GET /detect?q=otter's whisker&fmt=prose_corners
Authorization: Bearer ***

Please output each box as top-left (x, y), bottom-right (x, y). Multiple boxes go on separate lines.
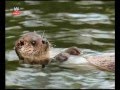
top-left (42, 30), bottom-right (45, 38)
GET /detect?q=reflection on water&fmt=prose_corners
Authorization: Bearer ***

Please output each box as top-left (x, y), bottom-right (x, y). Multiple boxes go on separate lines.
top-left (5, 1), bottom-right (115, 89)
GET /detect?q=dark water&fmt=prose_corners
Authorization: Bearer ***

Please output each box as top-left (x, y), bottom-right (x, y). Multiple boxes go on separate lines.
top-left (5, 1), bottom-right (115, 89)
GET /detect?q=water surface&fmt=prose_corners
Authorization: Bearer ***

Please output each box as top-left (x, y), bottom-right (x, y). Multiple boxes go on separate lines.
top-left (5, 1), bottom-right (115, 89)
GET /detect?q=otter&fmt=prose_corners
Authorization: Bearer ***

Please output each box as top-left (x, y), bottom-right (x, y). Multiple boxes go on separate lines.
top-left (15, 32), bottom-right (50, 68)
top-left (15, 32), bottom-right (115, 72)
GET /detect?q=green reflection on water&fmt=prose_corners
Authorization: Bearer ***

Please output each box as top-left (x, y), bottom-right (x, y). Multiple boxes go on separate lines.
top-left (6, 1), bottom-right (115, 89)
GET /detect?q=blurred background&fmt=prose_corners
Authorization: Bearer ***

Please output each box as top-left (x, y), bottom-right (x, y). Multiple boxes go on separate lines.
top-left (5, 1), bottom-right (115, 89)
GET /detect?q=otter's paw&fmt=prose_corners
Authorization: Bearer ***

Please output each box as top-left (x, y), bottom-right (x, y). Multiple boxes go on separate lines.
top-left (54, 52), bottom-right (70, 62)
top-left (65, 46), bottom-right (80, 55)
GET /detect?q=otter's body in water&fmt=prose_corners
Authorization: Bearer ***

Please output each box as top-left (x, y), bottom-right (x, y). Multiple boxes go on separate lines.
top-left (15, 32), bottom-right (115, 72)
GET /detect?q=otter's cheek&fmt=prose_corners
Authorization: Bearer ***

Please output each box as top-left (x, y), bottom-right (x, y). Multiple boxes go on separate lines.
top-left (44, 44), bottom-right (49, 51)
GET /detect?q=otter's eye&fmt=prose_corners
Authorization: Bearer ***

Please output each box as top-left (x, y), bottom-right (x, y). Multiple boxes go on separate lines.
top-left (42, 40), bottom-right (47, 44)
top-left (31, 41), bottom-right (36, 46)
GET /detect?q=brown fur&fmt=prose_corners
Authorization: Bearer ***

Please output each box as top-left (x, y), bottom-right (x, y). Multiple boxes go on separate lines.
top-left (86, 55), bottom-right (115, 72)
top-left (15, 32), bottom-right (50, 66)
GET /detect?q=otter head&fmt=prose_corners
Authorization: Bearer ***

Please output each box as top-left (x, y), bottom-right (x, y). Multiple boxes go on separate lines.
top-left (15, 32), bottom-right (50, 66)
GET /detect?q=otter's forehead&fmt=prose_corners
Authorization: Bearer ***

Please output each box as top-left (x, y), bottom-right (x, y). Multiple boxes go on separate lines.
top-left (21, 32), bottom-right (42, 41)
